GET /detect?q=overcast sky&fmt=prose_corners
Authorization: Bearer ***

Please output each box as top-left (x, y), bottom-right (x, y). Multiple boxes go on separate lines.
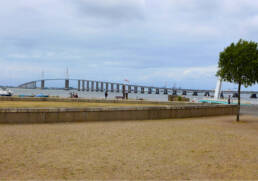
top-left (1, 0), bottom-right (258, 90)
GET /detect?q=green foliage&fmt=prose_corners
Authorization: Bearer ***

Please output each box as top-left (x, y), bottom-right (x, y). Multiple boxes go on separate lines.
top-left (217, 39), bottom-right (258, 87)
top-left (217, 39), bottom-right (258, 121)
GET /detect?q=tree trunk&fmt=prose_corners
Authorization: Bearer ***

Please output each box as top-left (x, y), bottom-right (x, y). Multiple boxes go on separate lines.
top-left (236, 83), bottom-right (241, 122)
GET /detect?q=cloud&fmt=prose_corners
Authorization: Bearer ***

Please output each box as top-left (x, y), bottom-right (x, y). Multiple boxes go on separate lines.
top-left (135, 65), bottom-right (218, 86)
top-left (0, 0), bottom-right (258, 90)
top-left (71, 0), bottom-right (145, 23)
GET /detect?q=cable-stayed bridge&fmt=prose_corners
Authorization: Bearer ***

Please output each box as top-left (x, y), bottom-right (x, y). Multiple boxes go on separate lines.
top-left (18, 78), bottom-right (258, 96)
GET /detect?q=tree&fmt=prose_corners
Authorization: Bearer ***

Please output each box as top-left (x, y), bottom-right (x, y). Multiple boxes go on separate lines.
top-left (216, 39), bottom-right (258, 122)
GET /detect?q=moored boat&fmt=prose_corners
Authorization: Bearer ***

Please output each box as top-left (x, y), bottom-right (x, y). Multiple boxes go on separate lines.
top-left (35, 94), bottom-right (49, 97)
top-left (0, 88), bottom-right (13, 96)
top-left (19, 95), bottom-right (35, 97)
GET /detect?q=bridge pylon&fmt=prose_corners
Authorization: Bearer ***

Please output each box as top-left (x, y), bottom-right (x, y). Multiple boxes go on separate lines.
top-left (65, 79), bottom-right (69, 90)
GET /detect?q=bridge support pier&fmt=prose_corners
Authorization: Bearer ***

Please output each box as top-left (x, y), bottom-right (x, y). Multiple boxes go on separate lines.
top-left (204, 91), bottom-right (210, 96)
top-left (33, 81), bottom-right (37, 89)
top-left (173, 90), bottom-right (177, 96)
top-left (141, 87), bottom-right (144, 94)
top-left (128, 85), bottom-right (131, 93)
top-left (96, 82), bottom-right (99, 92)
top-left (192, 92), bottom-right (198, 96)
top-left (41, 80), bottom-right (45, 89)
top-left (86, 81), bottom-right (90, 91)
top-left (233, 93), bottom-right (238, 98)
top-left (148, 88), bottom-right (152, 94)
top-left (250, 94), bottom-right (257, 98)
top-left (116, 84), bottom-right (120, 93)
top-left (182, 90), bottom-right (187, 95)
top-left (156, 88), bottom-right (159, 94)
top-left (134, 86), bottom-right (138, 93)
top-left (91, 81), bottom-right (94, 92)
top-left (164, 89), bottom-right (168, 95)
top-left (105, 83), bottom-right (109, 91)
top-left (122, 85), bottom-right (126, 98)
top-left (78, 80), bottom-right (81, 91)
top-left (111, 83), bottom-right (114, 92)
top-left (100, 82), bottom-right (104, 92)
top-left (220, 92), bottom-right (224, 98)
top-left (65, 79), bottom-right (69, 90)
top-left (82, 80), bottom-right (85, 91)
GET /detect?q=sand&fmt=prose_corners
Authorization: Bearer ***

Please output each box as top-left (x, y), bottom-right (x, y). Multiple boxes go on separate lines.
top-left (0, 115), bottom-right (257, 180)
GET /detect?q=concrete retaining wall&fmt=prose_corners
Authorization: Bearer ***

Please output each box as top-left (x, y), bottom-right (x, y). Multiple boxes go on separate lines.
top-left (0, 97), bottom-right (195, 106)
top-left (0, 105), bottom-right (237, 124)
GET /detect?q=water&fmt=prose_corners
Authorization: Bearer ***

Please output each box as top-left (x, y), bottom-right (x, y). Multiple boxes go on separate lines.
top-left (8, 88), bottom-right (258, 105)
top-left (10, 88), bottom-right (169, 101)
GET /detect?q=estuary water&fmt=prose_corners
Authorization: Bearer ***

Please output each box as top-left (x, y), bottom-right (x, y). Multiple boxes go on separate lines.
top-left (8, 88), bottom-right (258, 105)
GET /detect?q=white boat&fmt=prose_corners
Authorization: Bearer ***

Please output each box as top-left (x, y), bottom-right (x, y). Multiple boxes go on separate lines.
top-left (0, 88), bottom-right (13, 96)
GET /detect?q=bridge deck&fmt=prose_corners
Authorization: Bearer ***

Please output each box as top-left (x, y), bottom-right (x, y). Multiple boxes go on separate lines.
top-left (18, 79), bottom-right (258, 94)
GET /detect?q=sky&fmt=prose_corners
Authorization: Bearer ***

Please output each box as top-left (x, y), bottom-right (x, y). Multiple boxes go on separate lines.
top-left (0, 0), bottom-right (258, 90)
